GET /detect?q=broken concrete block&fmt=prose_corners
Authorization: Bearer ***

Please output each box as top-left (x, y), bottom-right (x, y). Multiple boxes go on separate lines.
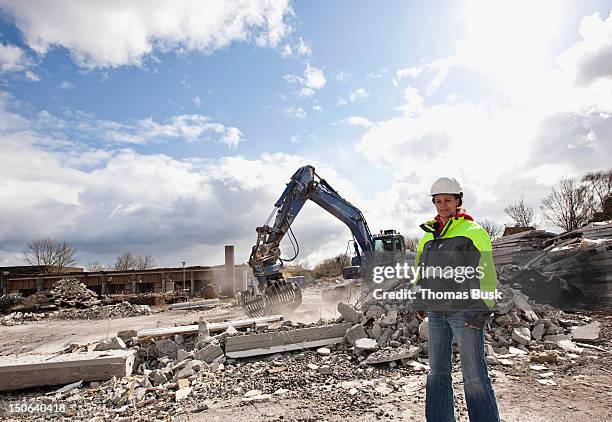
top-left (194, 341), bottom-right (223, 363)
top-left (378, 327), bottom-right (394, 347)
top-left (174, 359), bottom-right (206, 378)
top-left (366, 304), bottom-right (386, 320)
top-left (155, 339), bottom-right (179, 359)
top-left (177, 348), bottom-right (192, 361)
top-left (557, 340), bottom-right (583, 354)
top-left (364, 345), bottom-right (419, 364)
top-left (513, 295), bottom-right (538, 321)
top-left (345, 324), bottom-right (368, 346)
top-left (355, 338), bottom-right (378, 352)
top-left (197, 316), bottom-right (210, 348)
top-left (116, 330), bottom-right (137, 341)
top-left (571, 321), bottom-right (601, 342)
top-left (94, 337), bottom-right (126, 351)
top-left (338, 302), bottom-right (362, 324)
top-left (371, 323), bottom-right (383, 341)
top-left (243, 389), bottom-right (263, 398)
top-left (150, 369), bottom-right (167, 386)
top-left (508, 346), bottom-right (527, 355)
top-left (175, 386), bottom-right (192, 401)
top-left (225, 325), bottom-right (239, 336)
top-left (317, 347), bottom-right (331, 356)
top-left (381, 307), bottom-right (398, 327)
top-left (177, 378), bottom-right (189, 390)
top-left (531, 323), bottom-right (545, 341)
top-left (511, 327), bottom-right (531, 346)
top-left (542, 334), bottom-right (571, 343)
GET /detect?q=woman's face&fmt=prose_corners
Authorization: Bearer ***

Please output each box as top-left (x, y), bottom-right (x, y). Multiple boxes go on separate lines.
top-left (433, 194), bottom-right (459, 219)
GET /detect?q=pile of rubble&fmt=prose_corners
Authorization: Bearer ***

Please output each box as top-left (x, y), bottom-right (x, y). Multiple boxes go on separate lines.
top-left (1, 286), bottom-right (607, 421)
top-left (337, 283), bottom-right (601, 366)
top-left (0, 311), bottom-right (47, 326)
top-left (492, 230), bottom-right (556, 266)
top-left (50, 301), bottom-right (152, 320)
top-left (7, 278), bottom-right (101, 313)
top-left (496, 220), bottom-right (612, 310)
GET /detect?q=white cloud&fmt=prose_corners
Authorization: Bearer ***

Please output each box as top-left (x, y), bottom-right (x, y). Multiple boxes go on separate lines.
top-left (0, 98), bottom-right (363, 267)
top-left (344, 116), bottom-right (373, 128)
top-left (0, 0), bottom-right (294, 68)
top-left (335, 71), bottom-right (351, 82)
top-left (0, 42), bottom-right (29, 72)
top-left (296, 37), bottom-right (312, 56)
top-left (284, 106), bottom-right (306, 118)
top-left (312, 105), bottom-right (322, 111)
top-left (336, 97), bottom-right (348, 106)
top-left (104, 114), bottom-right (243, 148)
top-left (367, 68), bottom-right (387, 79)
top-left (285, 64), bottom-right (326, 97)
top-left (58, 80), bottom-right (76, 90)
top-left (558, 11), bottom-right (612, 86)
top-left (193, 95), bottom-right (202, 107)
top-left (354, 9), bottom-right (612, 234)
top-left (392, 66), bottom-right (422, 86)
top-left (280, 37), bottom-right (311, 58)
top-left (396, 86), bottom-right (424, 116)
top-left (349, 88), bottom-right (369, 103)
top-left (24, 70), bottom-right (39, 81)
top-left (290, 134), bottom-right (300, 143)
top-left (280, 43), bottom-right (292, 57)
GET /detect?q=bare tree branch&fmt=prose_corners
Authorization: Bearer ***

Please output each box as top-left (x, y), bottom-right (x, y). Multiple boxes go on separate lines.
top-left (478, 220), bottom-right (502, 240)
top-left (504, 199), bottom-right (535, 227)
top-left (114, 252), bottom-right (156, 271)
top-left (87, 261), bottom-right (107, 272)
top-left (541, 177), bottom-right (592, 231)
top-left (23, 238), bottom-right (77, 274)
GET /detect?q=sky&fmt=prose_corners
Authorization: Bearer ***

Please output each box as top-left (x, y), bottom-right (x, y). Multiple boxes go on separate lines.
top-left (0, 0), bottom-right (611, 269)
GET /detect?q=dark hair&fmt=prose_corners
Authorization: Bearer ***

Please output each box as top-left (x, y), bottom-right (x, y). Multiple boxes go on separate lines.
top-left (432, 193), bottom-right (463, 207)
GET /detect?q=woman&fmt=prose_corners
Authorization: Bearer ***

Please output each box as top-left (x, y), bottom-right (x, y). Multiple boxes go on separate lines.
top-left (413, 177), bottom-right (500, 422)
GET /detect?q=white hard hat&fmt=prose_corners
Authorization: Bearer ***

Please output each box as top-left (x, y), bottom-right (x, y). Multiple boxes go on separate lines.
top-left (430, 177), bottom-right (462, 196)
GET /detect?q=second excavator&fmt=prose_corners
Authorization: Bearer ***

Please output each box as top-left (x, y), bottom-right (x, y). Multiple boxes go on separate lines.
top-left (238, 165), bottom-right (408, 317)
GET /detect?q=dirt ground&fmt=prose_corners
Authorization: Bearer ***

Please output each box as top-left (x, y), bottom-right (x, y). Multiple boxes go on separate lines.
top-left (1, 286), bottom-right (611, 421)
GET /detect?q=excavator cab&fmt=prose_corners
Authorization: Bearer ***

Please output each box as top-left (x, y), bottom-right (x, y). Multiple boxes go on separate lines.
top-left (343, 230), bottom-right (406, 279)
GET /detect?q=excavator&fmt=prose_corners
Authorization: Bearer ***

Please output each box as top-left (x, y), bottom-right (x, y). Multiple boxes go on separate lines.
top-left (238, 165), bottom-right (407, 317)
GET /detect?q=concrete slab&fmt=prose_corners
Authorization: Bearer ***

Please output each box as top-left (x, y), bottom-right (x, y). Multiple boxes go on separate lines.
top-left (0, 350), bottom-right (135, 391)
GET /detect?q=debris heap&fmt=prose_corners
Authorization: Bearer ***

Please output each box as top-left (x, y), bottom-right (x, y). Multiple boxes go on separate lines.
top-left (497, 220), bottom-right (612, 310)
top-left (8, 278), bottom-right (101, 313)
top-left (492, 230), bottom-right (556, 266)
top-left (50, 301), bottom-right (151, 320)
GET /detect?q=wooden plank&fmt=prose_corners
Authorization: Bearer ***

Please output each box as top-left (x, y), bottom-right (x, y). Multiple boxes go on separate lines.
top-left (0, 350), bottom-right (135, 391)
top-left (225, 323), bottom-right (352, 356)
top-left (136, 315), bottom-right (283, 339)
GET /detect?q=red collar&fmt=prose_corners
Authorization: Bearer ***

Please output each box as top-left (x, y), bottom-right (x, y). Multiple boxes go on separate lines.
top-left (434, 212), bottom-right (474, 233)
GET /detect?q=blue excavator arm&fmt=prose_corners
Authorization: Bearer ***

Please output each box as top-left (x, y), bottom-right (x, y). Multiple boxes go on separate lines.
top-left (240, 165), bottom-right (375, 317)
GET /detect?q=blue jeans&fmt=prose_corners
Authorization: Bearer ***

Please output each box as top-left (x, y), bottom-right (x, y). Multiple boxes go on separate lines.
top-left (426, 311), bottom-right (500, 422)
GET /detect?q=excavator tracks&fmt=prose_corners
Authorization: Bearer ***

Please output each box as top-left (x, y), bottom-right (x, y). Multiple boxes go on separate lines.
top-left (238, 278), bottom-right (302, 318)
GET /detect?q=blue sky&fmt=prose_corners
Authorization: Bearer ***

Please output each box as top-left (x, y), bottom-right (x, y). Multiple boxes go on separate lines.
top-left (0, 0), bottom-right (611, 268)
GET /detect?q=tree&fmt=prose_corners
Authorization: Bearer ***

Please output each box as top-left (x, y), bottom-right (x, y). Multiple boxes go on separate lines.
top-left (312, 254), bottom-right (351, 279)
top-left (113, 252), bottom-right (155, 271)
top-left (581, 169), bottom-right (612, 214)
top-left (478, 220), bottom-right (502, 240)
top-left (541, 177), bottom-right (591, 231)
top-left (23, 238), bottom-right (78, 274)
top-left (404, 236), bottom-right (420, 252)
top-left (504, 199), bottom-right (535, 227)
top-left (87, 261), bottom-right (107, 272)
